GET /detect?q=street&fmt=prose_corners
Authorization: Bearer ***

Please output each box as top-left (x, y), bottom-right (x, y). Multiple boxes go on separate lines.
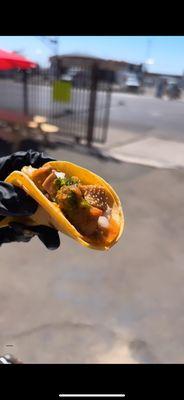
top-left (1, 80), bottom-right (184, 144)
top-left (108, 92), bottom-right (184, 143)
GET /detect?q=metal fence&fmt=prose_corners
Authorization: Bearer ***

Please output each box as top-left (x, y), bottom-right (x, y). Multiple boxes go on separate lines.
top-left (0, 65), bottom-right (112, 145)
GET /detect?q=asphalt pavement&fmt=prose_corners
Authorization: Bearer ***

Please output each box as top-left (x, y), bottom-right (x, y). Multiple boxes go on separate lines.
top-left (108, 92), bottom-right (184, 142)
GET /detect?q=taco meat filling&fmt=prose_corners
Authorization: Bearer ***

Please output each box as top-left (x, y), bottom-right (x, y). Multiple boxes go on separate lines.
top-left (31, 165), bottom-right (117, 242)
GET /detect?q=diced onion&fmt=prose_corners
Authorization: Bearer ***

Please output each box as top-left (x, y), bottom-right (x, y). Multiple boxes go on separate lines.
top-left (98, 216), bottom-right (109, 230)
top-left (54, 171), bottom-right (66, 179)
top-left (104, 206), bottom-right (111, 218)
top-left (22, 165), bottom-right (37, 176)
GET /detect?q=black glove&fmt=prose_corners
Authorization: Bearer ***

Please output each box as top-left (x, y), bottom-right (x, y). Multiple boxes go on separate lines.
top-left (0, 223), bottom-right (60, 250)
top-left (0, 149), bottom-right (60, 250)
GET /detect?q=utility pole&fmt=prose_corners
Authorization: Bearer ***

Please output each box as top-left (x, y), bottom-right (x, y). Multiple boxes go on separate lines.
top-left (35, 36), bottom-right (59, 56)
top-left (146, 38), bottom-right (152, 61)
top-left (35, 36), bottom-right (60, 72)
top-left (35, 36), bottom-right (60, 76)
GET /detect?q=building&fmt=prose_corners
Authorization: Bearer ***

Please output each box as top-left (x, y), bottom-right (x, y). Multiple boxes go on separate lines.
top-left (49, 54), bottom-right (144, 84)
top-left (144, 71), bottom-right (183, 88)
top-left (49, 54), bottom-right (183, 91)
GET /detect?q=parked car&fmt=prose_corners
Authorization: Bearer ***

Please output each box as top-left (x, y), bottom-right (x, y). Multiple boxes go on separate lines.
top-left (167, 81), bottom-right (181, 100)
top-left (125, 73), bottom-right (141, 93)
top-left (61, 74), bottom-right (72, 82)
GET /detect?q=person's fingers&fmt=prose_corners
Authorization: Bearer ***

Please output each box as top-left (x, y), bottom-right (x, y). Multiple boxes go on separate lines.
top-left (0, 226), bottom-right (17, 245)
top-left (24, 149), bottom-right (55, 169)
top-left (0, 182), bottom-right (38, 218)
top-left (10, 222), bottom-right (60, 250)
top-left (0, 225), bottom-right (33, 246)
top-left (30, 225), bottom-right (60, 250)
top-left (0, 150), bottom-right (55, 180)
top-left (0, 150), bottom-right (54, 219)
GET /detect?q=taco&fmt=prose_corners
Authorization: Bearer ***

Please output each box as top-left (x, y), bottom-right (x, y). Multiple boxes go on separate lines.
top-left (0, 161), bottom-right (124, 250)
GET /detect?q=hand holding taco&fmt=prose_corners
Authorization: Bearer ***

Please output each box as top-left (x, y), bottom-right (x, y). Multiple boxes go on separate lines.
top-left (0, 151), bottom-right (124, 251)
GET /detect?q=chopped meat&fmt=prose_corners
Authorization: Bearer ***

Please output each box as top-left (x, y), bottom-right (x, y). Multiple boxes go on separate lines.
top-left (32, 166), bottom-right (53, 191)
top-left (67, 208), bottom-right (99, 236)
top-left (42, 172), bottom-right (57, 198)
top-left (69, 186), bottom-right (82, 199)
top-left (31, 165), bottom-right (113, 239)
top-left (56, 185), bottom-right (82, 208)
top-left (55, 185), bottom-right (82, 211)
top-left (55, 190), bottom-right (68, 210)
top-left (89, 207), bottom-right (103, 217)
top-left (56, 185), bottom-right (102, 236)
top-left (79, 184), bottom-right (111, 211)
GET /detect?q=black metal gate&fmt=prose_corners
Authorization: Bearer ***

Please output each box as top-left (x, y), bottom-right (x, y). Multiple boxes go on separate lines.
top-left (27, 62), bottom-right (112, 145)
top-left (0, 58), bottom-right (114, 145)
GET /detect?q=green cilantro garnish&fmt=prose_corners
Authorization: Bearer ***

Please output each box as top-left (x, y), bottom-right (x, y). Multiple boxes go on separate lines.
top-left (80, 199), bottom-right (90, 208)
top-left (67, 191), bottom-right (78, 207)
top-left (55, 178), bottom-right (65, 190)
top-left (55, 176), bottom-right (80, 190)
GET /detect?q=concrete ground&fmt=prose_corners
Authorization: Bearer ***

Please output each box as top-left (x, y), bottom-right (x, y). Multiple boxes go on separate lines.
top-left (101, 136), bottom-right (184, 169)
top-left (97, 93), bottom-right (184, 169)
top-left (107, 92), bottom-right (184, 143)
top-left (0, 145), bottom-right (183, 363)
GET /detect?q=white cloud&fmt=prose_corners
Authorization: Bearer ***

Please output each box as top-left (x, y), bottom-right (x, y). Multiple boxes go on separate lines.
top-left (146, 58), bottom-right (155, 65)
top-left (35, 48), bottom-right (43, 55)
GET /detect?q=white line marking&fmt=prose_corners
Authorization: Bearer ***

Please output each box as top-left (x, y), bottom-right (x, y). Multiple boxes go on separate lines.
top-left (59, 395), bottom-right (125, 398)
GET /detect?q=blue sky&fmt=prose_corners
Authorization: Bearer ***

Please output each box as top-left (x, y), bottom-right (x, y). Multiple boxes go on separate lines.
top-left (0, 36), bottom-right (184, 75)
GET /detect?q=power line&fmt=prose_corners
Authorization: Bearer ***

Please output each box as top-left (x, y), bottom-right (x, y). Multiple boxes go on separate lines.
top-left (35, 36), bottom-right (59, 56)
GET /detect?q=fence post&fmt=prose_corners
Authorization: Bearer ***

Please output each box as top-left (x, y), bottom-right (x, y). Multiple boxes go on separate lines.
top-left (87, 62), bottom-right (98, 146)
top-left (102, 83), bottom-right (112, 142)
top-left (22, 70), bottom-right (28, 115)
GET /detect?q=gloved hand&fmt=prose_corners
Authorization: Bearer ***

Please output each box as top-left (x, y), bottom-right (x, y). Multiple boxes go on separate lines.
top-left (0, 149), bottom-right (60, 250)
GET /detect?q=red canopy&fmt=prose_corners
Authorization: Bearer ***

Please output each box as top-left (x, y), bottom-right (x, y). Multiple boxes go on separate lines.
top-left (0, 49), bottom-right (37, 70)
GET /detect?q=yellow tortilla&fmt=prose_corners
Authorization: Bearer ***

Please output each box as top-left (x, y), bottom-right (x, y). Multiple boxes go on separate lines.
top-left (0, 161), bottom-right (124, 250)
